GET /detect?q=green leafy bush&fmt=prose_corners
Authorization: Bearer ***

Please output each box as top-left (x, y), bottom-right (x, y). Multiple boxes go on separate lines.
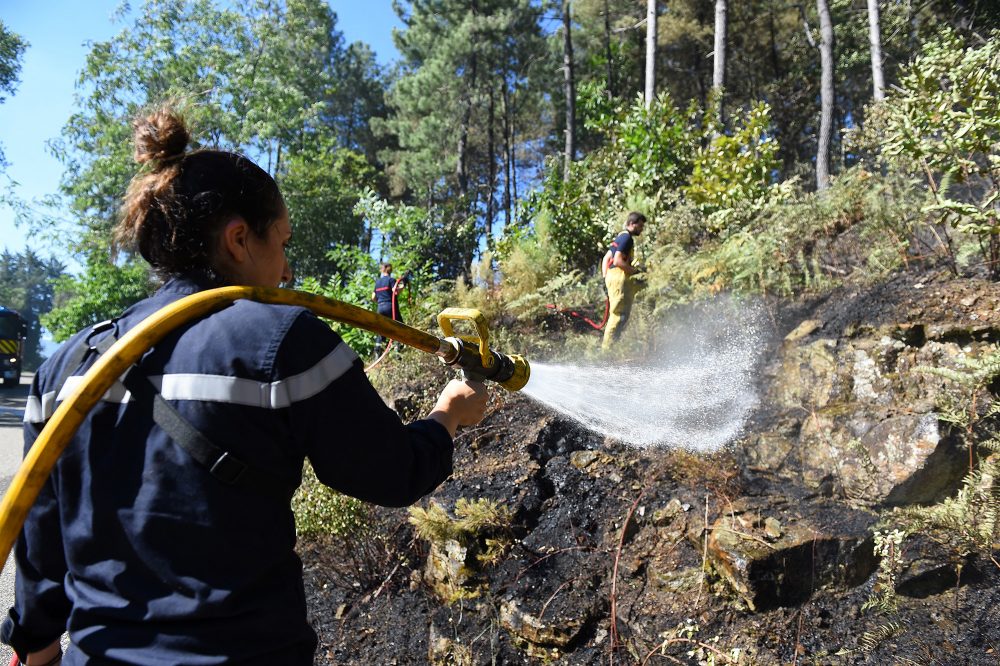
top-left (687, 102), bottom-right (789, 234)
top-left (293, 462), bottom-right (405, 594)
top-left (297, 246), bottom-right (379, 357)
top-left (282, 145), bottom-right (374, 280)
top-left (524, 91), bottom-right (695, 272)
top-left (43, 258), bottom-right (153, 341)
top-left (354, 189), bottom-right (476, 281)
top-left (872, 30), bottom-right (1000, 276)
top-left (293, 461), bottom-right (370, 537)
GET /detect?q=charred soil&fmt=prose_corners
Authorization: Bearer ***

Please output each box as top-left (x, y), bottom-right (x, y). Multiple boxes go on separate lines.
top-left (299, 268), bottom-right (1000, 665)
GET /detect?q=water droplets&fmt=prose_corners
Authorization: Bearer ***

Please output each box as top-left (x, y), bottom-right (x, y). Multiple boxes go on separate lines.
top-left (522, 300), bottom-right (766, 451)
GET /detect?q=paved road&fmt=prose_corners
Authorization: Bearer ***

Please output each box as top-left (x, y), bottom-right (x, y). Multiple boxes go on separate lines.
top-left (0, 373), bottom-right (30, 663)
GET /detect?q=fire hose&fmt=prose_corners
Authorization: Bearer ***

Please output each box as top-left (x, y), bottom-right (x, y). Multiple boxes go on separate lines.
top-left (0, 286), bottom-right (529, 573)
top-left (544, 297), bottom-right (610, 331)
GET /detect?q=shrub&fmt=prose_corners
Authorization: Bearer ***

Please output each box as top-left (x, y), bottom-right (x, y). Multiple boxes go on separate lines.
top-left (523, 91), bottom-right (695, 272)
top-left (293, 461), bottom-right (370, 537)
top-left (872, 29), bottom-right (1000, 277)
top-left (43, 258), bottom-right (153, 342)
top-left (297, 246), bottom-right (379, 357)
top-left (294, 462), bottom-right (409, 593)
top-left (686, 102), bottom-right (789, 235)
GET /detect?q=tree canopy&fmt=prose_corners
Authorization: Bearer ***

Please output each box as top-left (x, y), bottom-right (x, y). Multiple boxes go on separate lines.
top-left (0, 20), bottom-right (28, 171)
top-left (19, 0), bottom-right (1000, 340)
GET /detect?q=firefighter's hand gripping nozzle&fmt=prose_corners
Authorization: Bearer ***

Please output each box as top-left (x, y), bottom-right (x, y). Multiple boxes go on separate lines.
top-left (436, 308), bottom-right (530, 391)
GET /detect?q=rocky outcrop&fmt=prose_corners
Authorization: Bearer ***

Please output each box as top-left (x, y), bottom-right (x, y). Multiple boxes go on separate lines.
top-left (693, 497), bottom-right (877, 611)
top-left (422, 539), bottom-right (476, 601)
top-left (745, 310), bottom-right (994, 507)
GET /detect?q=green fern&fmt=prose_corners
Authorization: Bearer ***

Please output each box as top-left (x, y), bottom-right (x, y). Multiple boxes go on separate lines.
top-left (907, 346), bottom-right (1000, 556)
top-left (896, 456), bottom-right (1000, 556)
top-left (862, 529), bottom-right (906, 614)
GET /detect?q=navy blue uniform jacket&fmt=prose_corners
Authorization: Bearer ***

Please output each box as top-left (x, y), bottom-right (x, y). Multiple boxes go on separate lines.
top-left (373, 276), bottom-right (396, 307)
top-left (2, 277), bottom-right (453, 664)
top-left (609, 231), bottom-right (634, 264)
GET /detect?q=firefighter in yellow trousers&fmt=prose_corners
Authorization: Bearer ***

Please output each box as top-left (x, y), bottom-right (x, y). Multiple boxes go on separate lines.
top-left (601, 212), bottom-right (646, 351)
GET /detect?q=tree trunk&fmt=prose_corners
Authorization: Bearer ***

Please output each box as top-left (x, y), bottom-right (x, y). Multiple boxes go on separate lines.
top-left (456, 53), bottom-right (476, 198)
top-left (487, 85), bottom-right (496, 241)
top-left (816, 0), bottom-right (835, 191)
top-left (769, 8), bottom-right (782, 79)
top-left (604, 0), bottom-right (614, 96)
top-left (712, 0), bottom-right (727, 128)
top-left (511, 108), bottom-right (518, 211)
top-left (867, 0), bottom-right (885, 101)
top-left (907, 0), bottom-right (918, 52)
top-left (563, 0), bottom-right (575, 182)
top-left (502, 80), bottom-right (512, 229)
top-left (645, 0), bottom-right (656, 108)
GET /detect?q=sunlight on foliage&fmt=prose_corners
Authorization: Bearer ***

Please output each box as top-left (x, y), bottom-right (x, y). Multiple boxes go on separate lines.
top-left (408, 498), bottom-right (513, 566)
top-left (297, 247), bottom-right (379, 357)
top-left (872, 29), bottom-right (1000, 276)
top-left (42, 258), bottom-right (153, 341)
top-left (292, 460), bottom-right (370, 537)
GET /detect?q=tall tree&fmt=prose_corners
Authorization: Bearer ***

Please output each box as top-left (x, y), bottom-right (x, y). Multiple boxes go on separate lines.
top-left (867, 0), bottom-right (885, 101)
top-left (644, 0), bottom-right (656, 107)
top-left (563, 0), bottom-right (576, 181)
top-left (378, 0), bottom-right (482, 197)
top-left (44, 0), bottom-right (374, 331)
top-left (0, 20), bottom-right (28, 171)
top-left (712, 0), bottom-right (727, 127)
top-left (50, 0), bottom-right (353, 249)
top-left (377, 0), bottom-right (548, 269)
top-left (815, 0), bottom-right (835, 190)
top-left (0, 20), bottom-right (27, 107)
top-left (326, 41), bottom-right (392, 169)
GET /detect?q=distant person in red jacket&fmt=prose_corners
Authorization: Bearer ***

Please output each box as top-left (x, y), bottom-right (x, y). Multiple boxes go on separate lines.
top-left (372, 262), bottom-right (405, 356)
top-left (602, 211), bottom-right (646, 351)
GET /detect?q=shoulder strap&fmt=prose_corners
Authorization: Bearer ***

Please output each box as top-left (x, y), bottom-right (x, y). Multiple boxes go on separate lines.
top-left (51, 320), bottom-right (116, 401)
top-left (91, 333), bottom-right (295, 501)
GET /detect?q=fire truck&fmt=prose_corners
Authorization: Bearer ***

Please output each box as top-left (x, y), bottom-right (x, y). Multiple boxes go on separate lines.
top-left (0, 306), bottom-right (27, 387)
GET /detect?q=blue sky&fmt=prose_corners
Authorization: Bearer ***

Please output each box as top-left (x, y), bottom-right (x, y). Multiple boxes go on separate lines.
top-left (0, 0), bottom-right (403, 260)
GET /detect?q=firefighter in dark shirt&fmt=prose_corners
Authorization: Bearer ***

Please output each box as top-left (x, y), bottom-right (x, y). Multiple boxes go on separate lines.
top-left (1, 107), bottom-right (488, 666)
top-left (602, 211), bottom-right (646, 351)
top-left (372, 262), bottom-right (405, 356)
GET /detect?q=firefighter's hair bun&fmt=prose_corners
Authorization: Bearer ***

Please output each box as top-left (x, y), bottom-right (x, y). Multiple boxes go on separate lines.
top-left (132, 108), bottom-right (190, 167)
top-left (116, 104), bottom-right (284, 282)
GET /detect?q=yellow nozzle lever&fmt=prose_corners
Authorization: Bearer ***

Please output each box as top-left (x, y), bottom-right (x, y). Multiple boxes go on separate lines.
top-left (437, 308), bottom-right (493, 369)
top-left (436, 307), bottom-right (530, 391)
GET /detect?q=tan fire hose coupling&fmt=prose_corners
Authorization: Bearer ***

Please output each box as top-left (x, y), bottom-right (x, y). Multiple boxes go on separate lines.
top-left (0, 287), bottom-right (530, 572)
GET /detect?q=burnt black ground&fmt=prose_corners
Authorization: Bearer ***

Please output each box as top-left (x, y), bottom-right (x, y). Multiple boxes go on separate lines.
top-left (298, 269), bottom-right (1000, 666)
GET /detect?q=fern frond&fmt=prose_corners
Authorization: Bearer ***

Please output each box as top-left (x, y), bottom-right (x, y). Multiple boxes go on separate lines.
top-left (408, 501), bottom-right (456, 542)
top-left (859, 621), bottom-right (903, 652)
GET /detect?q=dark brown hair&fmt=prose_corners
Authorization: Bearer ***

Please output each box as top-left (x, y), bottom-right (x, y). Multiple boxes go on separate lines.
top-left (116, 107), bottom-right (285, 281)
top-left (625, 211), bottom-right (647, 227)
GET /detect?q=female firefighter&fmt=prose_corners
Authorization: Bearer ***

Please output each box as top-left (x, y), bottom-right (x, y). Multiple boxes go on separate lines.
top-left (1, 107), bottom-right (488, 665)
